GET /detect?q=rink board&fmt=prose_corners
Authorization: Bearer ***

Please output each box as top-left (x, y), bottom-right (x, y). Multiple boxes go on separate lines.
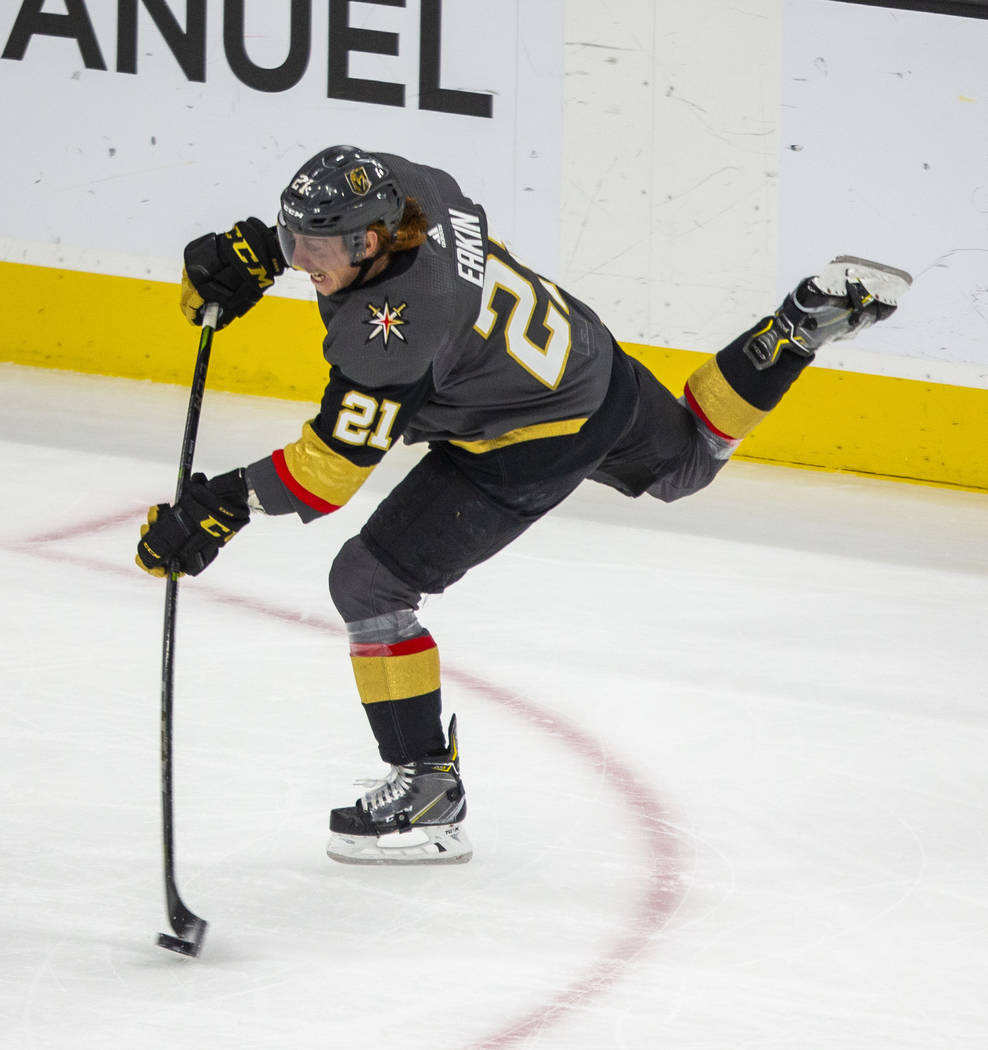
top-left (4, 260), bottom-right (986, 492)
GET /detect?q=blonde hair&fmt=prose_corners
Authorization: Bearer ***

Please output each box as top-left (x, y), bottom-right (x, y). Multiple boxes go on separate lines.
top-left (369, 196), bottom-right (428, 255)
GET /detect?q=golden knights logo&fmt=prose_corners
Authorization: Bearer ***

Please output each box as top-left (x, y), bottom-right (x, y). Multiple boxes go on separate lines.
top-left (346, 166), bottom-right (371, 195)
top-left (364, 298), bottom-right (408, 347)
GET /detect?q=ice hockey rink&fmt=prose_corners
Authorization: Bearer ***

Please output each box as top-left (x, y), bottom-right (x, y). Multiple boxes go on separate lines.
top-left (1, 361), bottom-right (986, 1049)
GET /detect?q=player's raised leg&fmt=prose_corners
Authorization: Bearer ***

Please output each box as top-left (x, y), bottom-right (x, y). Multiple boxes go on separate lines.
top-left (683, 256), bottom-right (912, 452)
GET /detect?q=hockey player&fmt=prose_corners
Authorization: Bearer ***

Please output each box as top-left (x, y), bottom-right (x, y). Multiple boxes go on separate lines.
top-left (136, 146), bottom-right (911, 865)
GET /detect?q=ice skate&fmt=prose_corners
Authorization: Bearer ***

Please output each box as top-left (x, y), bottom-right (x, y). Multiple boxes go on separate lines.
top-left (327, 715), bottom-right (471, 865)
top-left (744, 255), bottom-right (913, 369)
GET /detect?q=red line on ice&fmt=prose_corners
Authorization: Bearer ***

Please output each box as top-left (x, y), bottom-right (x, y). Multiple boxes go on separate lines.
top-left (9, 511), bottom-right (689, 1047)
top-left (30, 506), bottom-right (146, 545)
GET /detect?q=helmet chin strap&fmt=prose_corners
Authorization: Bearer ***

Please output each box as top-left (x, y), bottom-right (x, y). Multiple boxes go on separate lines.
top-left (351, 241), bottom-right (390, 286)
top-left (341, 226), bottom-right (392, 287)
top-left (353, 254), bottom-right (378, 286)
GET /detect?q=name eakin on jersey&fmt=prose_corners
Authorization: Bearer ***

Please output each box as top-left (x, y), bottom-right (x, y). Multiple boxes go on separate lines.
top-left (448, 207), bottom-right (485, 287)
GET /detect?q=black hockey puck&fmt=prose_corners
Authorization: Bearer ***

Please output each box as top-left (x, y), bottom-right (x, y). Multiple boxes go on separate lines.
top-left (157, 931), bottom-right (204, 957)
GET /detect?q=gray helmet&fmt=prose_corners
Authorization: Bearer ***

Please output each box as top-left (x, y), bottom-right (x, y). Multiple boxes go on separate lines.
top-left (277, 146), bottom-right (405, 265)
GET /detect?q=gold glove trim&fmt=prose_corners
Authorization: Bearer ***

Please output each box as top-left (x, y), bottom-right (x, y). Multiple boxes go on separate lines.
top-left (179, 266), bottom-right (204, 325)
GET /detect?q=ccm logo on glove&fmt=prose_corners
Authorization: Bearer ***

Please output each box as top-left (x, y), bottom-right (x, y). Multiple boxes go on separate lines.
top-left (198, 515), bottom-right (235, 539)
top-left (136, 469), bottom-right (250, 578)
top-left (227, 225), bottom-right (277, 290)
top-left (180, 217), bottom-right (285, 330)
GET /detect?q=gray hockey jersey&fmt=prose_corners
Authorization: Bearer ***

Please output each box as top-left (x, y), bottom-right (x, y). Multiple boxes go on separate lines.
top-left (248, 153), bottom-right (616, 521)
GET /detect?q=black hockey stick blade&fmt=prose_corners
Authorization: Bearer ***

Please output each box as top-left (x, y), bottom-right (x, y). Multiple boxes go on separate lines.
top-left (157, 879), bottom-right (208, 957)
top-left (157, 916), bottom-right (208, 957)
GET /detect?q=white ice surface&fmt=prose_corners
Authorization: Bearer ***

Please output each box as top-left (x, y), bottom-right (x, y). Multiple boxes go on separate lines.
top-left (1, 362), bottom-right (986, 1050)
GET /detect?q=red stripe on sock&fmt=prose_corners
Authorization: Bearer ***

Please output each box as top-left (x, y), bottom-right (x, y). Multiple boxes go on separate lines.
top-left (683, 382), bottom-right (737, 442)
top-left (349, 634), bottom-right (437, 658)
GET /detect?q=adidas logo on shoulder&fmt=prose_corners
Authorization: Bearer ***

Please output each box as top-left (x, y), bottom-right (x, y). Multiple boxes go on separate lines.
top-left (427, 224), bottom-right (446, 248)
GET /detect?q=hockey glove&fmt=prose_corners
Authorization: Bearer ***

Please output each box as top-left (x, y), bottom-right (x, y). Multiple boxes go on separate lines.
top-left (136, 469), bottom-right (250, 578)
top-left (180, 218), bottom-right (285, 330)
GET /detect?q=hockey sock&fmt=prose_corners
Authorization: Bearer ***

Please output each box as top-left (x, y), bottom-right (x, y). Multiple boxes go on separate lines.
top-left (683, 326), bottom-right (811, 443)
top-left (347, 624), bottom-right (446, 764)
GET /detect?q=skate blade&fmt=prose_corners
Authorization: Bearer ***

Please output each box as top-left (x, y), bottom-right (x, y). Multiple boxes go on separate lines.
top-left (326, 823), bottom-right (473, 866)
top-left (814, 255), bottom-right (913, 304)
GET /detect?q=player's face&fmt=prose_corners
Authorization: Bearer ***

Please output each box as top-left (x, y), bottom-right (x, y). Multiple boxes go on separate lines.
top-left (287, 234), bottom-right (360, 296)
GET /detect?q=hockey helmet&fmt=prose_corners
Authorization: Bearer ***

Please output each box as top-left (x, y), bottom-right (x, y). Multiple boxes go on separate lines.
top-left (277, 146), bottom-right (405, 266)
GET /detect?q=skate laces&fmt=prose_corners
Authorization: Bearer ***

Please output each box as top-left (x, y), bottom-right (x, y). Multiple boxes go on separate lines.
top-left (795, 279), bottom-right (851, 319)
top-left (356, 756), bottom-right (458, 815)
top-left (801, 276), bottom-right (879, 332)
top-left (357, 763), bottom-right (416, 813)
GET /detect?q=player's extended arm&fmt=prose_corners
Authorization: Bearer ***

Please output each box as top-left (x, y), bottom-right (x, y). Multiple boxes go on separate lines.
top-left (246, 368), bottom-right (436, 522)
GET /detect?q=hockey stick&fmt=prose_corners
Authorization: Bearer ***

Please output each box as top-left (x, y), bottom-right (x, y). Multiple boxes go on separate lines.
top-left (156, 302), bottom-right (220, 958)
